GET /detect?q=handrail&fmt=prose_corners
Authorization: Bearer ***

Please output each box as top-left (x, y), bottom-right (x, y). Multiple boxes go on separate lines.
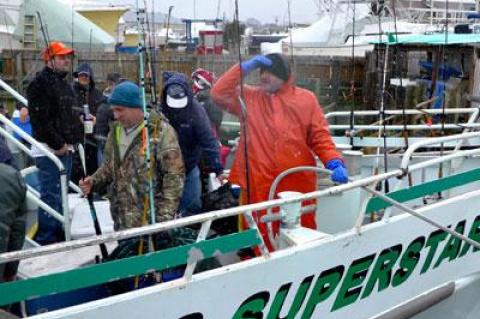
top-left (325, 108), bottom-right (478, 119)
top-left (0, 119), bottom-right (64, 172)
top-left (4, 142), bottom-right (480, 264)
top-left (400, 131), bottom-right (480, 170)
top-left (326, 108), bottom-right (480, 132)
top-left (266, 165), bottom-right (480, 252)
top-left (0, 78), bottom-right (28, 106)
top-left (329, 123), bottom-right (480, 130)
top-left (0, 132), bottom-right (480, 263)
top-left (0, 97), bottom-right (71, 240)
top-left (224, 109), bottom-right (479, 130)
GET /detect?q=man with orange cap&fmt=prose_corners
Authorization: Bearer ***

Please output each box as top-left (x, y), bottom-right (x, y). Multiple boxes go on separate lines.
top-left (211, 53), bottom-right (348, 251)
top-left (27, 41), bottom-right (80, 245)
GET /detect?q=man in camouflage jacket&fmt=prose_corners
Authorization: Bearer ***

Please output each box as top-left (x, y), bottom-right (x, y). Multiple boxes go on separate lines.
top-left (80, 81), bottom-right (184, 230)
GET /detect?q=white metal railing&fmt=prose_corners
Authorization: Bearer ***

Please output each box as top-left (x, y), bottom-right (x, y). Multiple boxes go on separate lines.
top-left (0, 79), bottom-right (72, 241)
top-left (400, 131), bottom-right (480, 170)
top-left (326, 108), bottom-right (480, 131)
top-left (0, 78), bottom-right (28, 106)
top-left (225, 108), bottom-right (480, 133)
top-left (2, 132), bottom-right (480, 264)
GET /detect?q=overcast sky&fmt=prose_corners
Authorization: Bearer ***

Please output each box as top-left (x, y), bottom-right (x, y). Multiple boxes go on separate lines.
top-left (112, 0), bottom-right (321, 24)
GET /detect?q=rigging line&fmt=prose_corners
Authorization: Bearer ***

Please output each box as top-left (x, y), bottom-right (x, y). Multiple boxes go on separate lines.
top-left (391, 0), bottom-right (413, 187)
top-left (234, 0), bottom-right (252, 206)
top-left (348, 0), bottom-right (356, 147)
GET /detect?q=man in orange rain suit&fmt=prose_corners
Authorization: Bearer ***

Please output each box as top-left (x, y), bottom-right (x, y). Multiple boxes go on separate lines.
top-left (211, 53), bottom-right (348, 251)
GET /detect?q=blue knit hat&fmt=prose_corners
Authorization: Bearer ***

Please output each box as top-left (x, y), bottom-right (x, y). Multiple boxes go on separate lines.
top-left (108, 81), bottom-right (142, 109)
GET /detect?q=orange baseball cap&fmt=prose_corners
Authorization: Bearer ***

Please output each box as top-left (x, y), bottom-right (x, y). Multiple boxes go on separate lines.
top-left (41, 41), bottom-right (74, 61)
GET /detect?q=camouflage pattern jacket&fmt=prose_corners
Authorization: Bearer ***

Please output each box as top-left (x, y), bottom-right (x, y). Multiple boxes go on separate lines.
top-left (92, 111), bottom-right (185, 230)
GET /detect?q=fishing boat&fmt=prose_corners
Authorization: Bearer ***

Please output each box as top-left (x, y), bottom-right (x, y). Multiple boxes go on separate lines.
top-left (2, 70), bottom-right (480, 317)
top-left (2, 1), bottom-right (480, 318)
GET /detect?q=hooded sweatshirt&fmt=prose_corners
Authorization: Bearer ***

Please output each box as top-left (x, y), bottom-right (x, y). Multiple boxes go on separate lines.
top-left (161, 72), bottom-right (223, 175)
top-left (73, 63), bottom-right (105, 118)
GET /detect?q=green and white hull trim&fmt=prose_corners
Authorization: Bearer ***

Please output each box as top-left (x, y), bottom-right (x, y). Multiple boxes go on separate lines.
top-left (2, 90), bottom-right (480, 318)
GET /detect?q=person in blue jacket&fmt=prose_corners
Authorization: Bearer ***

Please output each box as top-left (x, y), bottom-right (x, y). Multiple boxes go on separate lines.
top-left (161, 71), bottom-right (223, 217)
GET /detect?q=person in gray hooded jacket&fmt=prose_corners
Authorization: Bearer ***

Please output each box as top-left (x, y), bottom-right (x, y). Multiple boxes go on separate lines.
top-left (0, 138), bottom-right (27, 283)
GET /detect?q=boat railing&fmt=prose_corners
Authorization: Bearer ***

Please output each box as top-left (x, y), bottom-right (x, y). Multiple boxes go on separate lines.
top-left (325, 108), bottom-right (480, 131)
top-left (400, 131), bottom-right (480, 170)
top-left (2, 132), bottom-right (480, 265)
top-left (0, 78), bottom-right (73, 241)
top-left (222, 108), bottom-right (480, 133)
top-left (1, 133), bottom-right (480, 307)
top-left (326, 107), bottom-right (480, 149)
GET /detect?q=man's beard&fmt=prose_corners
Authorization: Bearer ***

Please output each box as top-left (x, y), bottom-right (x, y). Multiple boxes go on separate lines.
top-left (55, 69), bottom-right (69, 79)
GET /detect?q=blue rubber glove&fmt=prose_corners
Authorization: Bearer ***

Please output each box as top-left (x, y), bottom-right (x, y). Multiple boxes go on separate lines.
top-left (326, 159), bottom-right (349, 184)
top-left (240, 55), bottom-right (272, 76)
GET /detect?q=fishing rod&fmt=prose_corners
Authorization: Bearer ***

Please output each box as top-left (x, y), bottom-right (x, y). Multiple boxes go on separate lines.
top-left (89, 29), bottom-right (93, 61)
top-left (150, 0), bottom-right (158, 108)
top-left (136, 0), bottom-right (156, 233)
top-left (437, 0), bottom-right (450, 199)
top-left (379, 41), bottom-right (389, 193)
top-left (372, 3), bottom-right (389, 194)
top-left (234, 0), bottom-right (252, 206)
top-left (348, 0), bottom-right (356, 147)
top-left (71, 1), bottom-right (75, 75)
top-left (390, 0), bottom-right (413, 187)
top-left (286, 0), bottom-right (296, 77)
top-left (2, 10), bottom-right (14, 66)
top-left (165, 6), bottom-right (174, 50)
top-left (78, 144), bottom-right (109, 260)
top-left (141, 0), bottom-right (158, 109)
top-left (36, 11), bottom-right (55, 71)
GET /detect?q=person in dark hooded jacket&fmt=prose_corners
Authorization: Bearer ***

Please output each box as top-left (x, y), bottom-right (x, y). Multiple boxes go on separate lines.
top-left (95, 73), bottom-right (123, 166)
top-left (161, 71), bottom-right (223, 216)
top-left (71, 62), bottom-right (105, 183)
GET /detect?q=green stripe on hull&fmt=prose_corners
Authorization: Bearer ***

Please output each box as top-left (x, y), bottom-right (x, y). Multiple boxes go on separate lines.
top-left (0, 229), bottom-right (261, 306)
top-left (366, 168), bottom-right (480, 214)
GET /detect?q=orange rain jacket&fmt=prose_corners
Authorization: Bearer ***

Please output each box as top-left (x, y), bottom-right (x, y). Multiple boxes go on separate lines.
top-left (211, 64), bottom-right (342, 250)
